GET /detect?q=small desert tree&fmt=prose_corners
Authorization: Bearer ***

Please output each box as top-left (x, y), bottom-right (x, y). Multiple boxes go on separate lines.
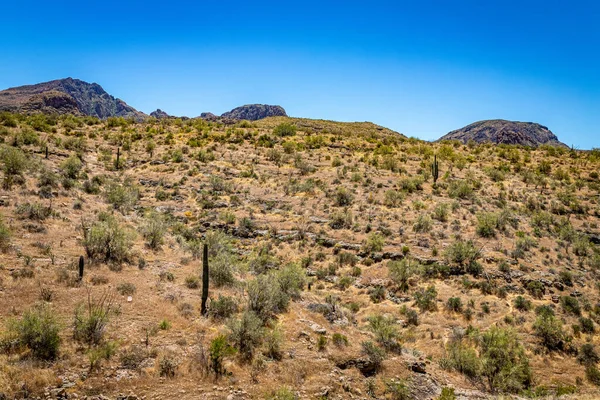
top-left (0, 145), bottom-right (28, 189)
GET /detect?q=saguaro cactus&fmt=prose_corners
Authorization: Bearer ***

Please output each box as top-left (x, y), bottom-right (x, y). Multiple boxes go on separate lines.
top-left (78, 255), bottom-right (85, 281)
top-left (431, 155), bottom-right (439, 185)
top-left (201, 243), bottom-right (209, 316)
top-left (116, 147), bottom-right (121, 170)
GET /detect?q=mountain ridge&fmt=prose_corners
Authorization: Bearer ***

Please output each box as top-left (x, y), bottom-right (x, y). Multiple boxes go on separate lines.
top-left (0, 78), bottom-right (147, 121)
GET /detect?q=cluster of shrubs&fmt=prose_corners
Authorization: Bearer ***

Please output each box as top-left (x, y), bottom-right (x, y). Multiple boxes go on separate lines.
top-left (441, 326), bottom-right (531, 393)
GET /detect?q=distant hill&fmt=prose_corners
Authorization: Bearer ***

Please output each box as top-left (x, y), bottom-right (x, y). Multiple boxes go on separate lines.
top-left (220, 104), bottom-right (287, 121)
top-left (438, 119), bottom-right (567, 147)
top-left (0, 78), bottom-right (147, 120)
top-left (149, 109), bottom-right (171, 119)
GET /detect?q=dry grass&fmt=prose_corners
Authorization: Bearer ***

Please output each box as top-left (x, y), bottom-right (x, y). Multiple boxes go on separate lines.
top-left (0, 113), bottom-right (599, 398)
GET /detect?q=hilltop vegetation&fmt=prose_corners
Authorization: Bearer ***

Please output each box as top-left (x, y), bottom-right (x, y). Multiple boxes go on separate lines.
top-left (0, 111), bottom-right (600, 399)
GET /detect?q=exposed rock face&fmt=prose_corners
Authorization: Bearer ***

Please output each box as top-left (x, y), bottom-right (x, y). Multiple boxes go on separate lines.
top-left (221, 104), bottom-right (287, 121)
top-left (199, 112), bottom-right (219, 121)
top-left (0, 78), bottom-right (147, 120)
top-left (20, 90), bottom-right (81, 115)
top-left (150, 109), bottom-right (170, 119)
top-left (438, 119), bottom-right (567, 147)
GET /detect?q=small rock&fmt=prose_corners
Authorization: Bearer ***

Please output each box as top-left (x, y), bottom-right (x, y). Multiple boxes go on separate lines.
top-left (409, 361), bottom-right (427, 374)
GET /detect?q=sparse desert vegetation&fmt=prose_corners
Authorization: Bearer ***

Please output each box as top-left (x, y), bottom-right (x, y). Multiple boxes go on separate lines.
top-left (1, 111), bottom-right (600, 399)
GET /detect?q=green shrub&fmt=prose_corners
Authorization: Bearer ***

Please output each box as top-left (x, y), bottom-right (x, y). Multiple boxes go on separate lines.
top-left (228, 310), bottom-right (263, 361)
top-left (432, 204), bottom-right (449, 222)
top-left (366, 314), bottom-right (402, 353)
top-left (332, 333), bottom-right (349, 347)
top-left (116, 282), bottom-right (136, 295)
top-left (526, 281), bottom-right (545, 299)
top-left (158, 353), bottom-right (178, 378)
top-left (578, 344), bottom-right (600, 366)
top-left (403, 307), bottom-right (419, 326)
top-left (209, 295), bottom-right (238, 320)
top-left (514, 296), bottom-right (532, 312)
top-left (448, 179), bottom-right (474, 199)
top-left (476, 212), bottom-right (498, 238)
top-left (60, 154), bottom-right (83, 179)
top-left (560, 296), bottom-right (581, 316)
top-left (443, 333), bottom-right (480, 378)
top-left (399, 176), bottom-right (424, 193)
top-left (0, 145), bottom-right (28, 189)
top-left (413, 214), bottom-right (433, 233)
top-left (263, 325), bottom-right (284, 360)
top-left (579, 317), bottom-right (595, 334)
top-left (83, 213), bottom-right (135, 264)
top-left (16, 202), bottom-right (51, 221)
top-left (329, 209), bottom-right (353, 229)
top-left (104, 180), bottom-right (139, 213)
top-left (317, 334), bottom-right (328, 351)
top-left (444, 240), bottom-right (480, 270)
top-left (273, 123), bottom-right (297, 137)
top-left (337, 275), bottom-right (354, 290)
top-left (210, 334), bottom-right (236, 378)
top-left (73, 291), bottom-right (117, 346)
top-left (369, 285), bottom-right (386, 303)
top-left (6, 304), bottom-right (61, 360)
top-left (248, 246), bottom-right (280, 275)
top-left (480, 326), bottom-right (531, 393)
top-left (88, 340), bottom-right (118, 371)
top-left (585, 364), bottom-right (600, 387)
top-left (158, 319), bottom-right (171, 330)
top-left (337, 251), bottom-right (358, 267)
top-left (446, 297), bottom-right (463, 312)
top-left (361, 341), bottom-right (385, 372)
top-left (384, 379), bottom-right (411, 400)
top-left (414, 285), bottom-right (437, 312)
top-left (364, 232), bottom-right (385, 253)
top-left (265, 387), bottom-right (298, 400)
top-left (185, 275), bottom-right (200, 289)
top-left (384, 190), bottom-right (404, 207)
top-left (247, 275), bottom-right (285, 323)
top-left (140, 212), bottom-right (168, 250)
top-left (437, 387), bottom-right (456, 400)
top-left (334, 186), bottom-right (354, 206)
top-left (0, 216), bottom-right (11, 252)
top-left (388, 259), bottom-right (413, 292)
top-left (533, 313), bottom-right (567, 351)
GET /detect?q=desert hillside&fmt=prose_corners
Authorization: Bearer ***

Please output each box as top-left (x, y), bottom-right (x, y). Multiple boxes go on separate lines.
top-left (1, 112), bottom-right (600, 400)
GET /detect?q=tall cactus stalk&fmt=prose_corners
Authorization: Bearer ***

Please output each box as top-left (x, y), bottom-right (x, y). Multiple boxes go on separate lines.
top-left (116, 147), bottom-right (121, 170)
top-left (78, 255), bottom-right (85, 281)
top-left (201, 243), bottom-right (209, 316)
top-left (431, 155), bottom-right (439, 186)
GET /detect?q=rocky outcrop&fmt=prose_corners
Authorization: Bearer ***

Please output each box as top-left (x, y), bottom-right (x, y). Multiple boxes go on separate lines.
top-left (0, 78), bottom-right (147, 121)
top-left (20, 90), bottom-right (81, 115)
top-left (438, 119), bottom-right (567, 148)
top-left (199, 112), bottom-right (219, 121)
top-left (221, 104), bottom-right (287, 121)
top-left (150, 109), bottom-right (170, 119)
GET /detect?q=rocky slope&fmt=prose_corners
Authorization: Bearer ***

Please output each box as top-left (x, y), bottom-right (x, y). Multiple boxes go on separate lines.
top-left (438, 119), bottom-right (568, 147)
top-left (220, 104), bottom-right (287, 120)
top-left (0, 78), bottom-right (147, 120)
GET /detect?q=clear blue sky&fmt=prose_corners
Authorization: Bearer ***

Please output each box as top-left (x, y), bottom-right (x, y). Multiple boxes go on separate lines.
top-left (1, 1), bottom-right (599, 148)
